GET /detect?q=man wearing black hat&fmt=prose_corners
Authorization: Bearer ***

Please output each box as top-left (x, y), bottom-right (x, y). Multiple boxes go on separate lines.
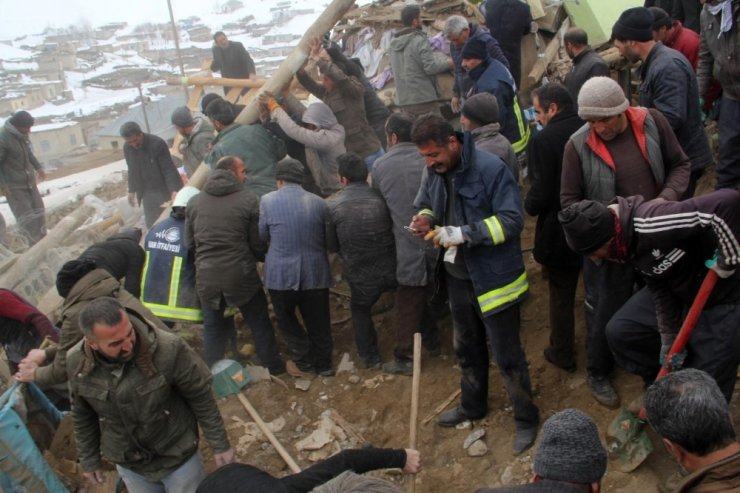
top-left (461, 38), bottom-right (530, 156)
top-left (0, 110), bottom-right (46, 244)
top-left (613, 6), bottom-right (711, 197)
top-left (475, 409), bottom-right (607, 492)
top-left (558, 189), bottom-right (740, 402)
top-left (259, 158), bottom-right (334, 377)
top-left (171, 106), bottom-right (214, 178)
top-left (560, 75), bottom-right (690, 409)
top-left (460, 92), bottom-right (518, 182)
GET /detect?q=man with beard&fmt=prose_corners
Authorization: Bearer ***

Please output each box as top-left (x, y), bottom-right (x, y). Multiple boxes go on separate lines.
top-left (67, 297), bottom-right (234, 492)
top-left (562, 28), bottom-right (609, 103)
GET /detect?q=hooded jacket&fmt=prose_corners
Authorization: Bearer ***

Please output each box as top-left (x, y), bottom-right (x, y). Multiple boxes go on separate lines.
top-left (0, 120), bottom-right (43, 189)
top-left (186, 170), bottom-right (267, 309)
top-left (469, 123), bottom-right (518, 182)
top-left (389, 27), bottom-right (451, 106)
top-left (295, 60), bottom-right (380, 159)
top-left (34, 269), bottom-right (168, 388)
top-left (467, 57), bottom-right (530, 154)
top-left (639, 42), bottom-right (712, 172)
top-left (414, 133), bottom-right (528, 317)
top-left (67, 316), bottom-right (229, 480)
top-left (205, 123), bottom-right (287, 197)
top-left (613, 188), bottom-right (740, 338)
top-left (78, 229), bottom-right (145, 298)
top-left (698, 0), bottom-right (740, 100)
top-left (272, 101), bottom-right (346, 196)
top-left (178, 116), bottom-right (214, 177)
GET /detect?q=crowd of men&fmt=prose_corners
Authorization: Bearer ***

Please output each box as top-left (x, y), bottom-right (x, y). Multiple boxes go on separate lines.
top-left (1, 1), bottom-right (739, 492)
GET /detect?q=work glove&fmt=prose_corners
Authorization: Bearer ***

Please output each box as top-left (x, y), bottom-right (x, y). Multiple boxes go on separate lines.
top-left (705, 252), bottom-right (735, 279)
top-left (258, 92), bottom-right (280, 112)
top-left (432, 226), bottom-right (465, 248)
top-left (659, 344), bottom-right (688, 371)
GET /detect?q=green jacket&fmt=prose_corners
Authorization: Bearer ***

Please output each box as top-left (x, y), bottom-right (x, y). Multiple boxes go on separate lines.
top-left (205, 122), bottom-right (286, 197)
top-left (36, 269), bottom-right (168, 388)
top-left (67, 316), bottom-right (230, 480)
top-left (0, 120), bottom-right (43, 189)
top-left (389, 27), bottom-right (450, 106)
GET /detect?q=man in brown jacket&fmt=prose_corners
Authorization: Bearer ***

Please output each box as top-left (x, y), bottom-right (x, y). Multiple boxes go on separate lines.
top-left (645, 369), bottom-right (740, 493)
top-left (185, 156), bottom-right (284, 373)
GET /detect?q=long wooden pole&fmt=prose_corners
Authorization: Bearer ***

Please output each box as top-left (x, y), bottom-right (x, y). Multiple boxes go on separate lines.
top-left (237, 393), bottom-right (302, 473)
top-left (166, 75), bottom-right (266, 89)
top-left (186, 0), bottom-right (356, 191)
top-left (408, 333), bottom-right (422, 493)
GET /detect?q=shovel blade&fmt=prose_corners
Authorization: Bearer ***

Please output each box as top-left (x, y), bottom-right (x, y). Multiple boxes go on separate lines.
top-left (605, 407), bottom-right (654, 472)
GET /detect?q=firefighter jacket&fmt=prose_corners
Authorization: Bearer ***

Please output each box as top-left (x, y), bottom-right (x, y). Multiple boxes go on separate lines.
top-left (141, 214), bottom-right (202, 323)
top-left (414, 133), bottom-right (528, 317)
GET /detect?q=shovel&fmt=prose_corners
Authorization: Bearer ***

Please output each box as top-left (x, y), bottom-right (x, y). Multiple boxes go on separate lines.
top-left (606, 269), bottom-right (718, 472)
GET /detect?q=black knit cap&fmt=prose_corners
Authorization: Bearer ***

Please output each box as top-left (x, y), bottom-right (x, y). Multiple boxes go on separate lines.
top-left (612, 7), bottom-right (655, 42)
top-left (275, 158), bottom-right (305, 184)
top-left (56, 259), bottom-right (97, 298)
top-left (196, 463), bottom-right (288, 493)
top-left (9, 110), bottom-right (34, 128)
top-left (648, 7), bottom-right (672, 30)
top-left (461, 92), bottom-right (500, 126)
top-left (534, 409), bottom-right (607, 484)
top-left (558, 200), bottom-right (615, 255)
top-left (461, 38), bottom-right (488, 60)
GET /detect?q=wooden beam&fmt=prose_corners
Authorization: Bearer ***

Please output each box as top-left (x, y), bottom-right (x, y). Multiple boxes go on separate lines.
top-left (166, 75), bottom-right (267, 89)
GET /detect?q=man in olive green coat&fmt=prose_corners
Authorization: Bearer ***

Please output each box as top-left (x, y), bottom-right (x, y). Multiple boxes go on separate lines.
top-left (67, 296), bottom-right (234, 492)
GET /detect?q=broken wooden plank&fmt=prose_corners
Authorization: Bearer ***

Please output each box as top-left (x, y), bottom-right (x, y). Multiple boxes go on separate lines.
top-left (422, 389), bottom-right (462, 425)
top-left (329, 409), bottom-right (368, 445)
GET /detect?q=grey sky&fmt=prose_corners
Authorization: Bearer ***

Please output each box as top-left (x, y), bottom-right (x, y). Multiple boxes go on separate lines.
top-left (0, 0), bottom-right (215, 39)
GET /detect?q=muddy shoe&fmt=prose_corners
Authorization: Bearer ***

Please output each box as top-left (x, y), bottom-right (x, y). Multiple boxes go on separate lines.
top-left (543, 347), bottom-right (576, 373)
top-left (437, 407), bottom-right (475, 427)
top-left (318, 367), bottom-right (336, 377)
top-left (382, 359), bottom-right (413, 376)
top-left (513, 425), bottom-right (538, 455)
top-left (588, 374), bottom-right (620, 409)
top-left (286, 360), bottom-right (316, 379)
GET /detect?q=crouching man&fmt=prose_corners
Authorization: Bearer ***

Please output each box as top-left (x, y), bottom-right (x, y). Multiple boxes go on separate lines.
top-left (67, 297), bottom-right (234, 492)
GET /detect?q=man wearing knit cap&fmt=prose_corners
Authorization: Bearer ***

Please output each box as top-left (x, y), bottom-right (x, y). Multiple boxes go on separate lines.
top-left (613, 6), bottom-right (711, 197)
top-left (461, 37), bottom-right (530, 156)
top-left (649, 7), bottom-right (701, 69)
top-left (560, 75), bottom-right (690, 409)
top-left (698, 0), bottom-right (740, 190)
top-left (171, 106), bottom-right (214, 178)
top-left (475, 409), bottom-right (607, 492)
top-left (558, 189), bottom-right (740, 402)
top-left (260, 158), bottom-right (334, 377)
top-left (460, 92), bottom-right (518, 181)
top-left (0, 110), bottom-right (46, 244)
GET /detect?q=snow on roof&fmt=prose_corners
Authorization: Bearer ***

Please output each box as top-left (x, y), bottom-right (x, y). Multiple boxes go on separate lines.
top-left (32, 121), bottom-right (78, 132)
top-left (0, 43), bottom-right (34, 61)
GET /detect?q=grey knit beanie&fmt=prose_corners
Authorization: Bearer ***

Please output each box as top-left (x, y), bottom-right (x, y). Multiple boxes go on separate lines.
top-left (275, 158), bottom-right (305, 184)
top-left (311, 471), bottom-right (404, 493)
top-left (534, 409), bottom-right (607, 484)
top-left (171, 106), bottom-right (194, 127)
top-left (461, 93), bottom-right (500, 126)
top-left (577, 76), bottom-right (629, 121)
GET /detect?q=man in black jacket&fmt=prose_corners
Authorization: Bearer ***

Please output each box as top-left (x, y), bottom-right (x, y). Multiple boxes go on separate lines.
top-left (525, 83), bottom-right (583, 373)
top-left (77, 228), bottom-right (145, 298)
top-left (326, 153), bottom-right (397, 369)
top-left (612, 6), bottom-right (711, 196)
top-left (559, 189), bottom-right (740, 401)
top-left (484, 0), bottom-right (532, 88)
top-left (210, 31), bottom-right (256, 93)
top-left (120, 121), bottom-right (182, 227)
top-left (563, 28), bottom-right (609, 103)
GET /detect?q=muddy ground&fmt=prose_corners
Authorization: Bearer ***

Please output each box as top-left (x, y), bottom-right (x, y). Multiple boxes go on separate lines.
top-left (34, 153), bottom-right (738, 492)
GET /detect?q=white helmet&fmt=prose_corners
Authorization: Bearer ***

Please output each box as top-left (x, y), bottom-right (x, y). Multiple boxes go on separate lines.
top-left (173, 186), bottom-right (200, 208)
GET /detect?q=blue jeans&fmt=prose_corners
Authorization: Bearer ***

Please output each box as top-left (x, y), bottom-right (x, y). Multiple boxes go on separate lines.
top-left (201, 289), bottom-right (283, 373)
top-left (363, 147), bottom-right (385, 172)
top-left (446, 274), bottom-right (539, 429)
top-left (117, 450), bottom-right (204, 493)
